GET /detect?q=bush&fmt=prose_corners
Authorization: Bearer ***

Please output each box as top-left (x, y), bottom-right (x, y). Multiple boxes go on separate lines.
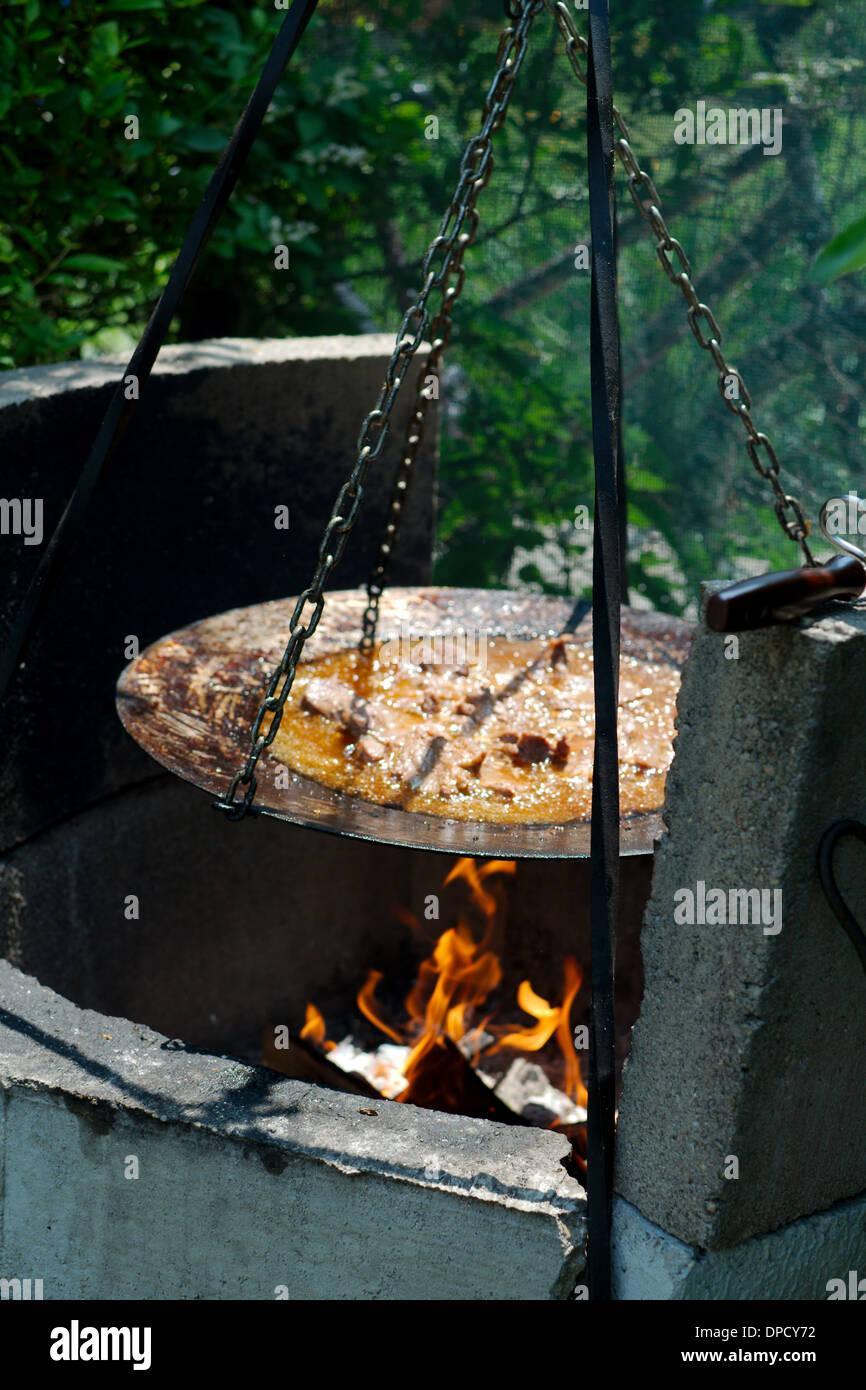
top-left (4, 0), bottom-right (864, 612)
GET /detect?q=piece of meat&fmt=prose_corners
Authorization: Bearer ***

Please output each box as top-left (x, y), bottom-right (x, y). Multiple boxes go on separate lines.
top-left (430, 769), bottom-right (476, 798)
top-left (421, 692), bottom-right (440, 714)
top-left (391, 728), bottom-right (441, 782)
top-left (361, 699), bottom-right (413, 745)
top-left (553, 736), bottom-right (570, 762)
top-left (342, 701), bottom-right (370, 739)
top-left (550, 638), bottom-right (569, 669)
top-left (515, 732), bottom-right (553, 763)
top-left (301, 676), bottom-right (355, 722)
top-left (556, 737), bottom-right (594, 777)
top-left (618, 703), bottom-right (674, 758)
top-left (421, 738), bottom-right (483, 797)
top-left (477, 753), bottom-right (524, 800)
top-left (618, 722), bottom-right (672, 772)
top-left (354, 733), bottom-right (387, 764)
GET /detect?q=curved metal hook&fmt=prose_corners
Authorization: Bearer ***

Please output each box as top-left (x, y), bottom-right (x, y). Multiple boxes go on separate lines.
top-left (817, 819), bottom-right (866, 978)
top-left (819, 497), bottom-right (866, 564)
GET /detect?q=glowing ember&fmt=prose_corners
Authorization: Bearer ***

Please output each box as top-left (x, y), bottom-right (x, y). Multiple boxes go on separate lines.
top-left (328, 1038), bottom-right (410, 1099)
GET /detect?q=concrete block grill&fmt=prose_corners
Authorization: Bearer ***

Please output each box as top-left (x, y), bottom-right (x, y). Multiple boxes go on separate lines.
top-left (2, 340), bottom-right (865, 1300)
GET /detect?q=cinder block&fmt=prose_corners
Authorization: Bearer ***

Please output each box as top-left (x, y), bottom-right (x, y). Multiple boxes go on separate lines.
top-left (616, 588), bottom-right (866, 1249)
top-left (613, 1192), bottom-right (866, 1301)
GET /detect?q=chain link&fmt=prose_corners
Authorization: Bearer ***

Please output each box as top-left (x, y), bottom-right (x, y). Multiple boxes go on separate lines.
top-left (216, 1), bottom-right (543, 819)
top-left (544, 0), bottom-right (814, 566)
top-left (361, 3), bottom-right (543, 649)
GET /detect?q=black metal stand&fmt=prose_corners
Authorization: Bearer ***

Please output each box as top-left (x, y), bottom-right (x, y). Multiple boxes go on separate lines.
top-left (585, 0), bottom-right (622, 1302)
top-left (0, 0), bottom-right (320, 708)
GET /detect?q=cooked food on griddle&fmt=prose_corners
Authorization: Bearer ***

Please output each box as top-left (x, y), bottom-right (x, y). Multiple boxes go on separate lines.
top-left (270, 633), bottom-right (680, 825)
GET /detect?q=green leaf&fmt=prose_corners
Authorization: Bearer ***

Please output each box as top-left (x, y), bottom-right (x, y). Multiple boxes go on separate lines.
top-left (154, 114), bottom-right (184, 137)
top-left (296, 109), bottom-right (325, 144)
top-left (90, 21), bottom-right (122, 63)
top-left (176, 124), bottom-right (226, 152)
top-left (390, 100), bottom-right (423, 121)
top-left (62, 254), bottom-right (126, 273)
top-left (810, 215), bottom-right (866, 285)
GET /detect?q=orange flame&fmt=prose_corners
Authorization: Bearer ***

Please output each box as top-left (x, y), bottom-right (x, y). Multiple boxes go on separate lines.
top-left (401, 922), bottom-right (503, 1082)
top-left (442, 856), bottom-right (516, 927)
top-left (298, 859), bottom-right (587, 1121)
top-left (488, 956), bottom-right (587, 1105)
top-left (300, 1001), bottom-right (336, 1053)
top-left (357, 969), bottom-right (404, 1044)
top-left (347, 857), bottom-right (586, 1108)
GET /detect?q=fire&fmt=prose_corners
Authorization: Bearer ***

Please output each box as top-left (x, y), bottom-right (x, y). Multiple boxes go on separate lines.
top-left (487, 957), bottom-right (586, 1106)
top-left (357, 970), bottom-right (404, 1043)
top-left (299, 1002), bottom-right (335, 1053)
top-left (349, 857), bottom-right (587, 1109)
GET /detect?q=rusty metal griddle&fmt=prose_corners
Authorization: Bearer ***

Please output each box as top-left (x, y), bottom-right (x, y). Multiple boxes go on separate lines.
top-left (116, 586), bottom-right (692, 859)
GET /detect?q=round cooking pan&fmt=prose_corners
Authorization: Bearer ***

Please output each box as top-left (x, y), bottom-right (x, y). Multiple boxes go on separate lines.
top-left (116, 586), bottom-right (693, 859)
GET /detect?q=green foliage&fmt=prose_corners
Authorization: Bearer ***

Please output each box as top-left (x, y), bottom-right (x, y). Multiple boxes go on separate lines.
top-left (0, 0), bottom-right (427, 362)
top-left (2, 0), bottom-right (863, 617)
top-left (811, 215), bottom-right (866, 284)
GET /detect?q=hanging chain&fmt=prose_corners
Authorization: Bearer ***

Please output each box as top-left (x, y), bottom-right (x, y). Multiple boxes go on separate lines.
top-left (216, 1), bottom-right (542, 819)
top-left (361, 2), bottom-right (545, 649)
top-left (544, 0), bottom-right (814, 566)
top-left (218, 0), bottom-right (814, 821)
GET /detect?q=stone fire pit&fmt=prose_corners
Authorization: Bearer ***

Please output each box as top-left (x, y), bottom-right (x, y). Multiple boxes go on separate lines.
top-left (1, 336), bottom-right (864, 1300)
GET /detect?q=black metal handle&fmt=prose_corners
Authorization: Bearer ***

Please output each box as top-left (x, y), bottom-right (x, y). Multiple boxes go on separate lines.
top-left (818, 820), bottom-right (866, 978)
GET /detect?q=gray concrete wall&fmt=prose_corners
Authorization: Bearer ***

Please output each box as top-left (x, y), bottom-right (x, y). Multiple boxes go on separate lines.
top-left (0, 961), bottom-right (585, 1300)
top-left (615, 586), bottom-right (866, 1250)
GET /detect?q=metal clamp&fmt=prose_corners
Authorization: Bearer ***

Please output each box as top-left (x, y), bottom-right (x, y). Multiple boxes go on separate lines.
top-left (819, 497), bottom-right (866, 565)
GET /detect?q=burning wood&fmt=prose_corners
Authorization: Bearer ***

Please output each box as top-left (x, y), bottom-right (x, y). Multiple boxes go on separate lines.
top-left (384, 1034), bottom-right (525, 1126)
top-left (266, 858), bottom-right (590, 1173)
top-left (261, 1021), bottom-right (380, 1099)
top-left (492, 1058), bottom-right (585, 1127)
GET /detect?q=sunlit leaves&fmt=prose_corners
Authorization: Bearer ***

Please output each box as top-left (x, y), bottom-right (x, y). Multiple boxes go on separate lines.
top-left (811, 215), bottom-right (866, 284)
